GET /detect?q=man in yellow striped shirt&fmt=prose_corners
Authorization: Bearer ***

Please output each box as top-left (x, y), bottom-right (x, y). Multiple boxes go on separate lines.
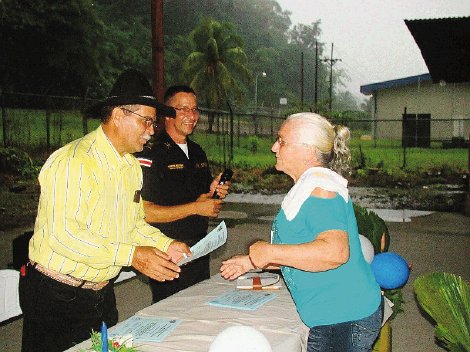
top-left (19, 69), bottom-right (190, 352)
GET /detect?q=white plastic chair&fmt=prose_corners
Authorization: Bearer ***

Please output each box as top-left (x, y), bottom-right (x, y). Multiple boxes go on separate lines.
top-left (0, 269), bottom-right (22, 322)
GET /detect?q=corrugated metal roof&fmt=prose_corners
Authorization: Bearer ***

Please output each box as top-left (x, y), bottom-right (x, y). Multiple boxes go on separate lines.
top-left (360, 16), bottom-right (470, 95)
top-left (360, 73), bottom-right (432, 95)
top-left (405, 16), bottom-right (470, 84)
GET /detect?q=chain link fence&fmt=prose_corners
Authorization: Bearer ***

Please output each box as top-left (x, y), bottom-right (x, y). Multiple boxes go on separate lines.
top-left (1, 92), bottom-right (468, 171)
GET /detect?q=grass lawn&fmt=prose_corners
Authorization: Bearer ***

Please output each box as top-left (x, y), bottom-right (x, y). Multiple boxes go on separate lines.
top-left (191, 131), bottom-right (467, 173)
top-left (2, 108), bottom-right (467, 174)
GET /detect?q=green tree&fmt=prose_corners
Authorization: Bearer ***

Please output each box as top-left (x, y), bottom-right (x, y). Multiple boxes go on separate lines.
top-left (335, 90), bottom-right (359, 111)
top-left (164, 0), bottom-right (292, 109)
top-left (184, 18), bottom-right (251, 132)
top-left (91, 0), bottom-right (154, 98)
top-left (164, 34), bottom-right (193, 86)
top-left (0, 0), bottom-right (104, 96)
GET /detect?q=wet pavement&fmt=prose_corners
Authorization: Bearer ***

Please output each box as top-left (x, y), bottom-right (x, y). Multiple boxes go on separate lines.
top-left (224, 191), bottom-right (436, 223)
top-left (225, 185), bottom-right (467, 213)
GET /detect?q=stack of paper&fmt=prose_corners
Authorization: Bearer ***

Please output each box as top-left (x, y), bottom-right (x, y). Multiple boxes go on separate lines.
top-left (236, 272), bottom-right (282, 290)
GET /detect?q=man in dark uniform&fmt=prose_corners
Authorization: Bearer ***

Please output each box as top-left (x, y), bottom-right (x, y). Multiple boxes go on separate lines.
top-left (136, 85), bottom-right (230, 303)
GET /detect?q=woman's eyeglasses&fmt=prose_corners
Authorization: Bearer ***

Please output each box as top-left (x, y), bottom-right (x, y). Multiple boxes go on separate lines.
top-left (275, 135), bottom-right (310, 147)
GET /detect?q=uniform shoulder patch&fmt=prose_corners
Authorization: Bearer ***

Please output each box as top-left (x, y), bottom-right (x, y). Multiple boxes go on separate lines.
top-left (138, 158), bottom-right (153, 168)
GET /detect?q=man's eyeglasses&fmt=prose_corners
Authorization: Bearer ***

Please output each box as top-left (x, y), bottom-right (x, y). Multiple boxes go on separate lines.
top-left (174, 106), bottom-right (199, 114)
top-left (121, 108), bottom-right (157, 128)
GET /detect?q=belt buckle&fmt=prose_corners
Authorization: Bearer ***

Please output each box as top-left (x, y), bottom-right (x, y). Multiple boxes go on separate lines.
top-left (90, 282), bottom-right (101, 291)
top-left (85, 280), bottom-right (108, 291)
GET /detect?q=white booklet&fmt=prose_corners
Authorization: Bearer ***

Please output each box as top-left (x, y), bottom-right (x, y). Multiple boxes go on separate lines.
top-left (178, 221), bottom-right (227, 266)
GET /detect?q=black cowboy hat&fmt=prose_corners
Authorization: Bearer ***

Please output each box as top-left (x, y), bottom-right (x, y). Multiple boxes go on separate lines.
top-left (86, 69), bottom-right (176, 118)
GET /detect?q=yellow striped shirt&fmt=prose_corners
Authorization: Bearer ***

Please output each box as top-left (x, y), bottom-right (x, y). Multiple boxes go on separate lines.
top-left (29, 125), bottom-right (173, 282)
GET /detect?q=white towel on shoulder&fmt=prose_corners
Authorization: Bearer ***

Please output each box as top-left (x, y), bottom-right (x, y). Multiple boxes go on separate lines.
top-left (281, 167), bottom-right (349, 221)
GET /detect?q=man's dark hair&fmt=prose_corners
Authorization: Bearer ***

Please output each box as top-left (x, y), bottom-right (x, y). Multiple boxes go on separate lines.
top-left (164, 85), bottom-right (196, 103)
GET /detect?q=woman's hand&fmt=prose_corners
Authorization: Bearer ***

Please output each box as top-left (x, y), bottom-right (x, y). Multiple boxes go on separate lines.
top-left (220, 255), bottom-right (254, 280)
top-left (249, 240), bottom-right (274, 269)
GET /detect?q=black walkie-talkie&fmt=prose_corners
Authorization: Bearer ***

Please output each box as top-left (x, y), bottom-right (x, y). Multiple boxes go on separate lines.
top-left (212, 169), bottom-right (233, 199)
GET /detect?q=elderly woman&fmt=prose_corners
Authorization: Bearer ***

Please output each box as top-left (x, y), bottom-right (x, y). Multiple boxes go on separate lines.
top-left (220, 113), bottom-right (382, 352)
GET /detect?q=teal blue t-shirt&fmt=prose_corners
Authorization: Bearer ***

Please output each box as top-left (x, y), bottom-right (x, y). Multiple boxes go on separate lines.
top-left (272, 195), bottom-right (381, 327)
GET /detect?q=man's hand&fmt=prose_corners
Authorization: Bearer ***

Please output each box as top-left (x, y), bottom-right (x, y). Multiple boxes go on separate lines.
top-left (220, 255), bottom-right (254, 281)
top-left (195, 193), bottom-right (223, 217)
top-left (249, 241), bottom-right (272, 269)
top-left (131, 246), bottom-right (181, 282)
top-left (166, 240), bottom-right (191, 264)
top-left (209, 172), bottom-right (231, 199)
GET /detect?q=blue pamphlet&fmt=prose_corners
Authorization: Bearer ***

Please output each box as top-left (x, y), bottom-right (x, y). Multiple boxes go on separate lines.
top-left (110, 316), bottom-right (181, 343)
top-left (207, 289), bottom-right (277, 311)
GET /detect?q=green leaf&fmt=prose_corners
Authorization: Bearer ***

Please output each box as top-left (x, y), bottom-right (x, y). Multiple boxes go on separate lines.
top-left (414, 272), bottom-right (470, 351)
top-left (353, 204), bottom-right (390, 253)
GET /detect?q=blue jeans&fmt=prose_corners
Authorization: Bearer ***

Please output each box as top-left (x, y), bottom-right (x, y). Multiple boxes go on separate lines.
top-left (307, 298), bottom-right (383, 352)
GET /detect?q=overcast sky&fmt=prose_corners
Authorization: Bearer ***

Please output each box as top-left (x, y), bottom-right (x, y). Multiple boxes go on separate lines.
top-left (276, 0), bottom-right (470, 99)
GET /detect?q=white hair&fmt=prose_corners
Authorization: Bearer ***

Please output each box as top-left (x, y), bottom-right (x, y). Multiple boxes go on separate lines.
top-left (285, 112), bottom-right (351, 175)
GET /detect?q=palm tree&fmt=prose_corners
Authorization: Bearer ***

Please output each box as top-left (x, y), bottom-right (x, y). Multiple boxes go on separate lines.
top-left (184, 18), bottom-right (251, 133)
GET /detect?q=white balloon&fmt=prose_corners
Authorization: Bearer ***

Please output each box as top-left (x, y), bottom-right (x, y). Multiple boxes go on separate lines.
top-left (359, 234), bottom-right (375, 264)
top-left (209, 325), bottom-right (273, 352)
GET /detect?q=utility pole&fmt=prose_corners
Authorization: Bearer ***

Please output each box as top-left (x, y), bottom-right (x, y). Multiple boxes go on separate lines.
top-left (254, 71), bottom-right (266, 112)
top-left (314, 41), bottom-right (318, 113)
top-left (150, 0), bottom-right (165, 102)
top-left (322, 43), bottom-right (341, 114)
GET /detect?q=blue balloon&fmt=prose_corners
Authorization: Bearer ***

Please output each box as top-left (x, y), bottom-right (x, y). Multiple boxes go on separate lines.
top-left (371, 252), bottom-right (410, 289)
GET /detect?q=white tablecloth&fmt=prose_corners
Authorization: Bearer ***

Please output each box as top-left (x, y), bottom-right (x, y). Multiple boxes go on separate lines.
top-left (67, 274), bottom-right (308, 352)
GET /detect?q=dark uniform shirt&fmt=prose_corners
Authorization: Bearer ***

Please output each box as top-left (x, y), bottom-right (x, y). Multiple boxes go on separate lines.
top-left (136, 130), bottom-right (212, 246)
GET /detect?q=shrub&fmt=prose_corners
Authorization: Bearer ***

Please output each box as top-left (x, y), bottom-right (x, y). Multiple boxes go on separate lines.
top-left (0, 147), bottom-right (37, 176)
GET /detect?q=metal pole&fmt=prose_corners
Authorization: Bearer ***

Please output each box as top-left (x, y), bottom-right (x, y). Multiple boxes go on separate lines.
top-left (254, 73), bottom-right (258, 112)
top-left (314, 41), bottom-right (318, 113)
top-left (373, 92), bottom-right (378, 148)
top-left (321, 43), bottom-right (341, 115)
top-left (46, 103), bottom-right (51, 151)
top-left (466, 132), bottom-right (470, 216)
top-left (329, 44), bottom-right (333, 113)
top-left (222, 113), bottom-right (226, 168)
top-left (82, 87), bottom-right (89, 135)
top-left (301, 51), bottom-right (304, 110)
top-left (237, 113), bottom-right (240, 147)
top-left (227, 100), bottom-right (234, 165)
top-left (1, 89), bottom-right (7, 147)
top-left (151, 0), bottom-right (165, 102)
top-left (254, 72), bottom-right (266, 112)
top-left (402, 107), bottom-right (407, 168)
